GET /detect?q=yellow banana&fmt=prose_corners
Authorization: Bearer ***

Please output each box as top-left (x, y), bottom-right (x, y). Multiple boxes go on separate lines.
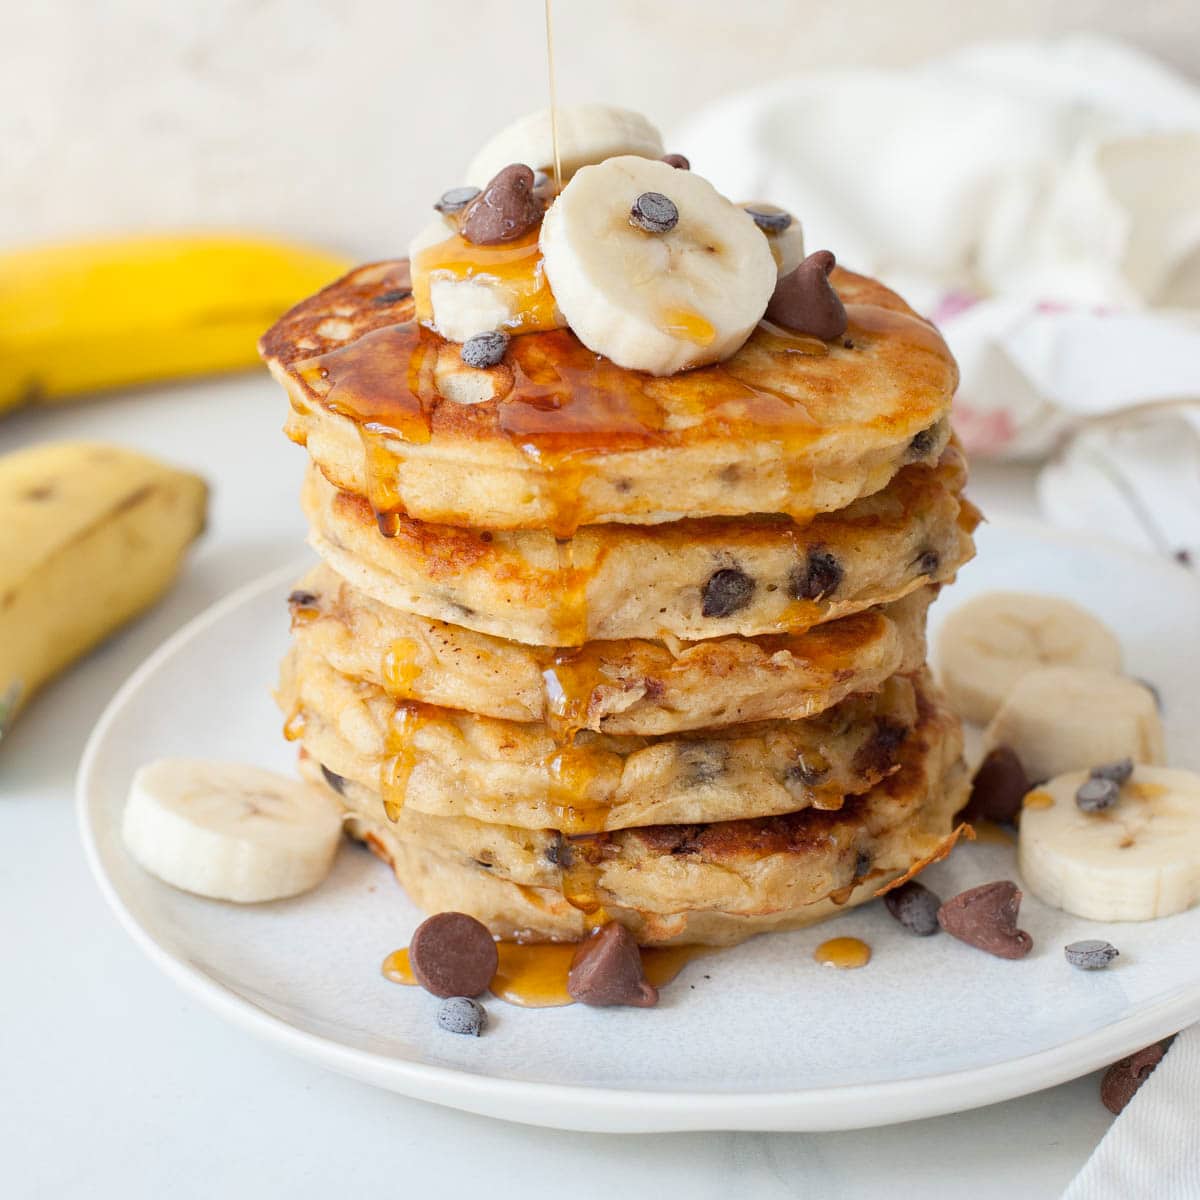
top-left (0, 234), bottom-right (351, 412)
top-left (0, 441), bottom-right (207, 736)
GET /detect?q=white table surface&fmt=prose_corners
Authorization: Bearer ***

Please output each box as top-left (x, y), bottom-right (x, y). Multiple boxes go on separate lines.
top-left (1, 376), bottom-right (1115, 1199)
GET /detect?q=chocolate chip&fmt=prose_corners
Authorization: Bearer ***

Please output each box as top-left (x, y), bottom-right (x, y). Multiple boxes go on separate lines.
top-left (434, 185), bottom-right (481, 215)
top-left (937, 881), bottom-right (1033, 959)
top-left (789, 549), bottom-right (843, 601)
top-left (408, 912), bottom-right (499, 998)
top-left (701, 567), bottom-right (755, 618)
top-left (460, 165), bottom-right (543, 245)
top-left (853, 720), bottom-right (908, 775)
top-left (909, 427), bottom-right (937, 458)
top-left (567, 922), bottom-right (658, 1007)
top-left (1076, 776), bottom-right (1120, 813)
top-left (437, 996), bottom-right (487, 1037)
top-left (287, 589), bottom-right (318, 610)
top-left (545, 834), bottom-right (572, 868)
top-left (319, 764), bottom-right (347, 795)
top-left (965, 746), bottom-right (1029, 824)
top-left (915, 549), bottom-right (940, 575)
top-left (853, 850), bottom-right (872, 879)
top-left (1065, 939), bottom-right (1120, 970)
top-left (679, 743), bottom-right (726, 787)
top-left (661, 153), bottom-right (690, 170)
top-left (786, 759), bottom-right (829, 788)
top-left (765, 250), bottom-right (848, 340)
top-left (1101, 1043), bottom-right (1167, 1114)
top-left (630, 191), bottom-right (679, 234)
top-left (885, 880), bottom-right (942, 936)
top-left (1090, 757), bottom-right (1134, 786)
top-left (744, 206), bottom-right (792, 233)
top-left (461, 330), bottom-right (510, 368)
top-left (374, 288), bottom-right (412, 305)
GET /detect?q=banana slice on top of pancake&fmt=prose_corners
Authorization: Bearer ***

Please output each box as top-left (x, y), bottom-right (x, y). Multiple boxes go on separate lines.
top-left (540, 156), bottom-right (777, 375)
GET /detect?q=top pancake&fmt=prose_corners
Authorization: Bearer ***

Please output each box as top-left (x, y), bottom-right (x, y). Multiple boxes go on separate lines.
top-left (262, 261), bottom-right (958, 534)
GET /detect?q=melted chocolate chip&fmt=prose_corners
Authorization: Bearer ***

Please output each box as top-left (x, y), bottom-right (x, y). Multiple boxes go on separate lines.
top-left (661, 153), bottom-right (690, 170)
top-left (937, 881), bottom-right (1033, 959)
top-left (545, 834), bottom-right (573, 868)
top-left (567, 923), bottom-right (658, 1008)
top-left (434, 185), bottom-right (481, 215)
top-left (374, 288), bottom-right (412, 305)
top-left (460, 165), bottom-right (543, 245)
top-left (789, 549), bottom-right (843, 602)
top-left (409, 912), bottom-right (499, 998)
top-left (915, 549), bottom-right (940, 575)
top-left (765, 250), bottom-right (848, 340)
top-left (461, 330), bottom-right (510, 368)
top-left (630, 191), bottom-right (679, 234)
top-left (701, 567), bottom-right (755, 618)
top-left (287, 589), bottom-right (318, 611)
top-left (679, 743), bottom-right (727, 788)
top-left (885, 881), bottom-right (942, 936)
top-left (853, 850), bottom-right (872, 879)
top-left (964, 746), bottom-right (1029, 824)
top-left (853, 720), bottom-right (908, 775)
top-left (908, 427), bottom-right (937, 458)
top-left (786, 759), bottom-right (829, 788)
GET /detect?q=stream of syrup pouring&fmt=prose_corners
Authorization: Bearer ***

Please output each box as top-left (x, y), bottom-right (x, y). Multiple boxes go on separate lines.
top-left (545, 0), bottom-right (562, 191)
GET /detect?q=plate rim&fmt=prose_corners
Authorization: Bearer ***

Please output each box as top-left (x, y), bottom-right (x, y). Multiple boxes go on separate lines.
top-left (76, 523), bottom-right (1200, 1133)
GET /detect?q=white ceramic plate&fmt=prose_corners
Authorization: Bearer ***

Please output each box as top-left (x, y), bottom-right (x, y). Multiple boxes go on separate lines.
top-left (78, 520), bottom-right (1200, 1133)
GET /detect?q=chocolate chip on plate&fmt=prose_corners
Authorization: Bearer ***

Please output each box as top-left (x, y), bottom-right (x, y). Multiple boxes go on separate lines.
top-left (434, 185), bottom-right (481, 215)
top-left (567, 922), bottom-right (658, 1007)
top-left (630, 191), bottom-right (679, 234)
top-left (1090, 757), bottom-right (1134, 786)
top-left (884, 880), bottom-right (942, 936)
top-left (460, 165), bottom-right (544, 245)
top-left (1076, 776), bottom-right (1120, 813)
top-left (744, 206), bottom-right (793, 233)
top-left (765, 250), bottom-right (848, 340)
top-left (1065, 939), bottom-right (1120, 970)
top-left (461, 330), bottom-right (510, 368)
top-left (408, 912), bottom-right (499, 998)
top-left (1101, 1043), bottom-right (1167, 1114)
top-left (789, 548), bottom-right (843, 602)
top-left (661, 153), bottom-right (690, 170)
top-left (436, 996), bottom-right (488, 1037)
top-left (701, 567), bottom-right (755, 618)
top-left (965, 746), bottom-right (1030, 824)
top-left (937, 881), bottom-right (1033, 959)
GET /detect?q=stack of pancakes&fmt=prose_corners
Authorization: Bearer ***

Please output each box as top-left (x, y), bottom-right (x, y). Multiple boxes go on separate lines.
top-left (262, 262), bottom-right (978, 946)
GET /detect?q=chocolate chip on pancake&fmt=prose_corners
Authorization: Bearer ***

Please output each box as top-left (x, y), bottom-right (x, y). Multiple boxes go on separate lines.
top-left (701, 567), bottom-right (755, 617)
top-left (661, 153), bottom-right (690, 169)
top-left (937, 881), bottom-right (1033, 959)
top-left (409, 911), bottom-right (499, 997)
top-left (790, 548), bottom-right (843, 602)
top-left (460, 165), bottom-right (543, 245)
top-left (567, 922), bottom-right (659, 1007)
top-left (766, 250), bottom-right (848, 340)
top-left (434, 185), bottom-right (481, 215)
top-left (964, 746), bottom-right (1029, 824)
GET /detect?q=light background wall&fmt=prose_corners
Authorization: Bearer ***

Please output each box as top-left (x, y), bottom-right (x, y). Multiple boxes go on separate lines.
top-left (4, 0), bottom-right (1198, 257)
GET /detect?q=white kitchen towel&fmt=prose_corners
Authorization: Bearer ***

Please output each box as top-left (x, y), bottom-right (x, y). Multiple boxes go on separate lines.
top-left (676, 34), bottom-right (1200, 519)
top-left (1061, 1027), bottom-right (1200, 1199)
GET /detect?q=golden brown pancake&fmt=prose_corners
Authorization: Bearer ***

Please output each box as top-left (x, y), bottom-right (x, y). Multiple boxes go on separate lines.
top-left (289, 562), bottom-right (934, 735)
top-left (303, 450), bottom-right (977, 646)
top-left (299, 678), bottom-right (967, 944)
top-left (278, 642), bottom-right (930, 833)
top-left (262, 261), bottom-right (958, 534)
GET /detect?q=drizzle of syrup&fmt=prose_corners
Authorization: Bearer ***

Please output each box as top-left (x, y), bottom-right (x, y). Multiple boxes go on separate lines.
top-left (813, 936), bottom-right (871, 969)
top-left (663, 308), bottom-right (717, 346)
top-left (1126, 780), bottom-right (1167, 801)
top-left (383, 941), bottom-right (711, 1008)
top-left (971, 820), bottom-right (1017, 846)
top-left (1023, 790), bottom-right (1054, 810)
top-left (380, 702), bottom-right (430, 819)
top-left (382, 637), bottom-right (422, 697)
top-left (282, 709), bottom-right (306, 742)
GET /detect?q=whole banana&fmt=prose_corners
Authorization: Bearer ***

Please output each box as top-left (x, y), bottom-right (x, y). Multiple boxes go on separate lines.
top-left (0, 234), bottom-right (350, 412)
top-left (0, 441), bottom-right (207, 735)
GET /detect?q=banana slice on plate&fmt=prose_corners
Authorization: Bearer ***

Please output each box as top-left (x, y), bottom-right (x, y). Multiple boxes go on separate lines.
top-left (1019, 766), bottom-right (1200, 921)
top-left (937, 591), bottom-right (1123, 725)
top-left (466, 104), bottom-right (664, 187)
top-left (540, 156), bottom-right (777, 375)
top-left (740, 203), bottom-right (806, 277)
top-left (122, 758), bottom-right (344, 902)
top-left (983, 666), bottom-right (1163, 782)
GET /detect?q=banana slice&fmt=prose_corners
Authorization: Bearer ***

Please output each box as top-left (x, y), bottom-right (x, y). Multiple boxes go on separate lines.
top-left (937, 591), bottom-right (1123, 725)
top-left (466, 104), bottom-right (664, 188)
top-left (983, 666), bottom-right (1163, 782)
top-left (409, 216), bottom-right (566, 343)
top-left (1019, 766), bottom-right (1200, 921)
top-left (740, 203), bottom-right (805, 277)
top-left (122, 758), bottom-right (344, 902)
top-left (540, 156), bottom-right (777, 375)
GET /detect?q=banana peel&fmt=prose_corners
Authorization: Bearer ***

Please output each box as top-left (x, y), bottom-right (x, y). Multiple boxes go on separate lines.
top-left (0, 441), bottom-right (208, 737)
top-left (0, 234), bottom-right (350, 412)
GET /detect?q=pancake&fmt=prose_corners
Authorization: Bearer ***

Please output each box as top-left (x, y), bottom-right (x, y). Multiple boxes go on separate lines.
top-left (299, 683), bottom-right (967, 944)
top-left (278, 644), bottom-right (929, 832)
top-left (289, 562), bottom-right (934, 735)
top-left (262, 261), bottom-right (958, 534)
top-left (304, 450), bottom-right (977, 646)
